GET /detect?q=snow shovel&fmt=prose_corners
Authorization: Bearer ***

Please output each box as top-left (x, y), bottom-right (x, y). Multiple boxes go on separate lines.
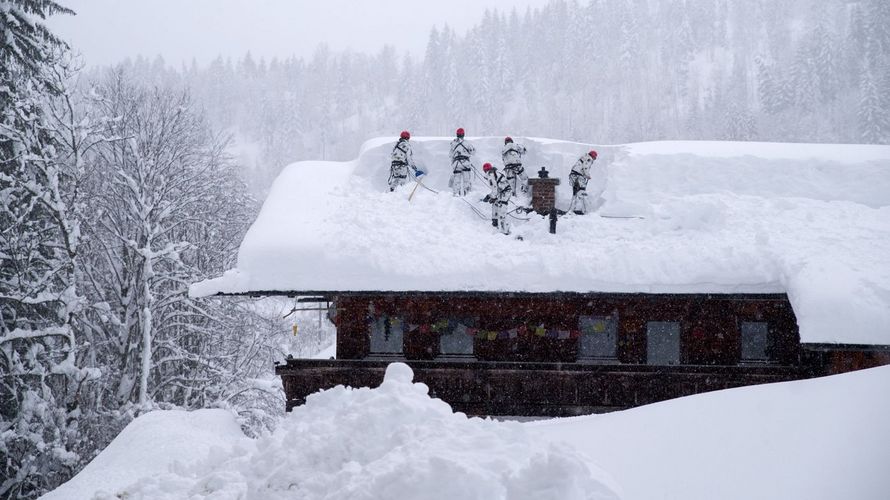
top-left (408, 168), bottom-right (427, 202)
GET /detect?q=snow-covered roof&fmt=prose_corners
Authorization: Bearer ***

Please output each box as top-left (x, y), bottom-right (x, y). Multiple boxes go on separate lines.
top-left (190, 138), bottom-right (890, 345)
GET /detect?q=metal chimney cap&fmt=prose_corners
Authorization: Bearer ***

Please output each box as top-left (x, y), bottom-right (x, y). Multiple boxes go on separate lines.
top-left (537, 166), bottom-right (549, 179)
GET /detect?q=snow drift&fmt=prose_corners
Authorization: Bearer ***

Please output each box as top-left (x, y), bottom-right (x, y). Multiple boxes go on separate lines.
top-left (533, 364), bottom-right (890, 500)
top-left (76, 364), bottom-right (620, 500)
top-left (40, 410), bottom-right (249, 500)
top-left (44, 364), bottom-right (890, 500)
top-left (190, 138), bottom-right (890, 345)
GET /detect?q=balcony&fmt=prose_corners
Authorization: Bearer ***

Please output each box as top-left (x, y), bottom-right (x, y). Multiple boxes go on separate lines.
top-left (277, 358), bottom-right (804, 416)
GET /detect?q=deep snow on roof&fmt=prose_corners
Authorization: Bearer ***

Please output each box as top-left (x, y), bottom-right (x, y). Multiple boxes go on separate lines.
top-left (191, 138), bottom-right (890, 345)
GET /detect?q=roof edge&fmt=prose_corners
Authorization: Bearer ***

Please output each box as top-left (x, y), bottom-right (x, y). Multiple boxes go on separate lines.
top-left (205, 289), bottom-right (790, 300)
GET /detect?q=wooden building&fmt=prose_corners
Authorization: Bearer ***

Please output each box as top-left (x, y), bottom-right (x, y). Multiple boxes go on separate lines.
top-left (274, 290), bottom-right (887, 416)
top-left (192, 138), bottom-right (890, 417)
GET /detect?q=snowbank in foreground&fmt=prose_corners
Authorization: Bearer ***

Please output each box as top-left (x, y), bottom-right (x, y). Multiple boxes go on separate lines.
top-left (40, 410), bottom-right (248, 500)
top-left (90, 364), bottom-right (620, 500)
top-left (44, 364), bottom-right (890, 500)
top-left (533, 364), bottom-right (890, 500)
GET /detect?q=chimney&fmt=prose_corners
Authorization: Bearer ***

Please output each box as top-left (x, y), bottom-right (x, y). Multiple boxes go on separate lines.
top-left (528, 167), bottom-right (560, 215)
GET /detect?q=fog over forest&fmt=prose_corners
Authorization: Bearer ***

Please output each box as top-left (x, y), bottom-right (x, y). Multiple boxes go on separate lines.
top-left (90, 0), bottom-right (890, 193)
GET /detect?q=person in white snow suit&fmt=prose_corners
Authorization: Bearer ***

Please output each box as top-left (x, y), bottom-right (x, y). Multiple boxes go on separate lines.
top-left (449, 128), bottom-right (475, 196)
top-left (568, 150), bottom-right (597, 214)
top-left (389, 130), bottom-right (418, 191)
top-left (482, 162), bottom-right (513, 235)
top-left (501, 136), bottom-right (529, 194)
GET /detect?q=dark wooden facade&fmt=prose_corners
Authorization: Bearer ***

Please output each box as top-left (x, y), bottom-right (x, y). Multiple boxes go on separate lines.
top-left (274, 291), bottom-right (856, 416)
top-left (802, 344), bottom-right (890, 376)
top-left (278, 359), bottom-right (803, 415)
top-left (332, 292), bottom-right (801, 364)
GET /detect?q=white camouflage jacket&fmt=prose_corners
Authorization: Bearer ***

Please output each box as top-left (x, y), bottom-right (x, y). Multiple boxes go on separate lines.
top-left (501, 143), bottom-right (527, 167)
top-left (487, 169), bottom-right (513, 203)
top-left (391, 139), bottom-right (416, 169)
top-left (449, 138), bottom-right (476, 168)
top-left (570, 155), bottom-right (593, 179)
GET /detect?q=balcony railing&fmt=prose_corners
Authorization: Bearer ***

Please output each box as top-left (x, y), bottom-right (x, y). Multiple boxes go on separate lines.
top-left (276, 358), bottom-right (804, 416)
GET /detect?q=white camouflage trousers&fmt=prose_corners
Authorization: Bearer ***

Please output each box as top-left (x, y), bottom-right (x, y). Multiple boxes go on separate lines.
top-left (504, 164), bottom-right (529, 194)
top-left (569, 174), bottom-right (590, 214)
top-left (491, 201), bottom-right (510, 235)
top-left (389, 163), bottom-right (409, 191)
top-left (450, 159), bottom-right (473, 196)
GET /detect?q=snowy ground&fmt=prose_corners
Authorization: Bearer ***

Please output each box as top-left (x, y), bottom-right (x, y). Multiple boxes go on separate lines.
top-left (43, 363), bottom-right (890, 500)
top-left (532, 364), bottom-right (890, 500)
top-left (312, 342), bottom-right (336, 359)
top-left (40, 410), bottom-right (249, 500)
top-left (191, 137), bottom-right (890, 345)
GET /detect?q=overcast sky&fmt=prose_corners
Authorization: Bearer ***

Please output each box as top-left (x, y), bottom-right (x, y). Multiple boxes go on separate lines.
top-left (48, 0), bottom-right (556, 67)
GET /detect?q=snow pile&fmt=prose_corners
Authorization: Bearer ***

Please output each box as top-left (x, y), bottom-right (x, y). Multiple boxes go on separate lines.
top-left (40, 410), bottom-right (248, 500)
top-left (44, 364), bottom-right (890, 500)
top-left (533, 364), bottom-right (890, 500)
top-left (91, 363), bottom-right (620, 500)
top-left (190, 138), bottom-right (890, 345)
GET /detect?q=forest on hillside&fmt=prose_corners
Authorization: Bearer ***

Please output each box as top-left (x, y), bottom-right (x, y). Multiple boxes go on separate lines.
top-left (97, 0), bottom-right (890, 193)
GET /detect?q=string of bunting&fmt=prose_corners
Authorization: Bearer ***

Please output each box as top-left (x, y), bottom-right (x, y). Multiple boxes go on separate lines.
top-left (372, 316), bottom-right (605, 341)
top-left (403, 321), bottom-right (580, 341)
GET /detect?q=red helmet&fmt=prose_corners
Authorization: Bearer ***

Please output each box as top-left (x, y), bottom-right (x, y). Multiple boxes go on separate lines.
top-left (400, 130), bottom-right (410, 140)
top-left (504, 136), bottom-right (513, 144)
top-left (588, 150), bottom-right (598, 160)
top-left (482, 162), bottom-right (493, 172)
top-left (456, 128), bottom-right (465, 138)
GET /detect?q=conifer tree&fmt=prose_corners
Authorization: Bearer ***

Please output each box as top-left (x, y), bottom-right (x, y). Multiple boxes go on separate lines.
top-left (858, 64), bottom-right (887, 143)
top-left (0, 2), bottom-right (87, 498)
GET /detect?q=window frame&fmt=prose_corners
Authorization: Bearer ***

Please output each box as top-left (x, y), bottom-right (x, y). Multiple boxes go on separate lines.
top-left (577, 314), bottom-right (619, 361)
top-left (739, 320), bottom-right (771, 363)
top-left (436, 317), bottom-right (477, 359)
top-left (368, 314), bottom-right (405, 356)
top-left (646, 320), bottom-right (682, 366)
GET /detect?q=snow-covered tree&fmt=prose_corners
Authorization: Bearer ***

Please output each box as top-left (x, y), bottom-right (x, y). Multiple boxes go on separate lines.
top-left (3, 5), bottom-right (334, 497)
top-left (6, 1), bottom-right (889, 496)
top-left (858, 64), bottom-right (888, 143)
top-left (0, 2), bottom-right (91, 498)
top-left (73, 69), bottom-right (289, 432)
top-left (91, 0), bottom-right (879, 191)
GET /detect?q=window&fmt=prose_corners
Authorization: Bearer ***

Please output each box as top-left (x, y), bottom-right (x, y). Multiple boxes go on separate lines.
top-left (647, 321), bottom-right (681, 365)
top-left (741, 321), bottom-right (769, 361)
top-left (437, 318), bottom-right (475, 357)
top-left (369, 315), bottom-right (404, 354)
top-left (578, 315), bottom-right (617, 359)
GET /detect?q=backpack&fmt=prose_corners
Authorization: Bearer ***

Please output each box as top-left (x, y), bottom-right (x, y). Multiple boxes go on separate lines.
top-left (391, 141), bottom-right (409, 162)
top-left (503, 143), bottom-right (523, 162)
top-left (451, 139), bottom-right (471, 159)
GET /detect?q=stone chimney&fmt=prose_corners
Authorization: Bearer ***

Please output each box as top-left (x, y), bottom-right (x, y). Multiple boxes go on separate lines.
top-left (527, 167), bottom-right (560, 215)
